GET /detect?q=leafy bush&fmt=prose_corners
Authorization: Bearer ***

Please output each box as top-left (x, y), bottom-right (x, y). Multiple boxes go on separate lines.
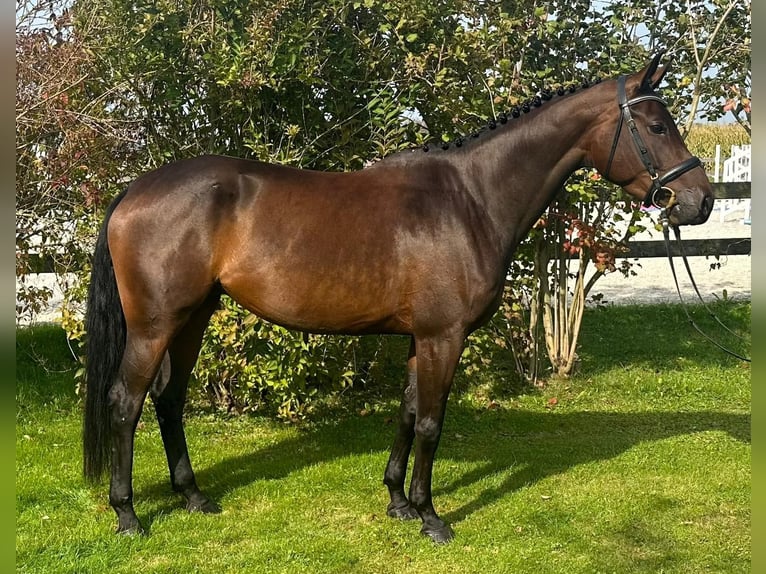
top-left (194, 296), bottom-right (360, 419)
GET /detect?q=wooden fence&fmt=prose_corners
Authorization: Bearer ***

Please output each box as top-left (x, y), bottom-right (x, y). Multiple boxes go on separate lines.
top-left (625, 182), bottom-right (751, 258)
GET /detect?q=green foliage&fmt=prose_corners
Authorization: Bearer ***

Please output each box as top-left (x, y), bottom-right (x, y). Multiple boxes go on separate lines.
top-left (194, 296), bottom-right (359, 419)
top-left (73, 0), bottom-right (433, 169)
top-left (15, 3), bottom-right (136, 324)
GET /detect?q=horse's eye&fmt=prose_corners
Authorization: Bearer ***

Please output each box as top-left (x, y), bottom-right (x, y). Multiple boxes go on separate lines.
top-left (649, 123), bottom-right (667, 135)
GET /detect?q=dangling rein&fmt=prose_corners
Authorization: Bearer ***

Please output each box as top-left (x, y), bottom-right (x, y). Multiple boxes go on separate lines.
top-left (659, 209), bottom-right (751, 362)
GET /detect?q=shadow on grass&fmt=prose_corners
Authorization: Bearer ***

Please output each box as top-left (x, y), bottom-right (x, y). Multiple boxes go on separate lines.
top-left (136, 405), bottom-right (749, 531)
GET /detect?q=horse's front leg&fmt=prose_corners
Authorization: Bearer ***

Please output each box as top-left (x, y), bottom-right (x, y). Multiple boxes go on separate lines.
top-left (383, 337), bottom-right (419, 520)
top-left (408, 332), bottom-right (464, 544)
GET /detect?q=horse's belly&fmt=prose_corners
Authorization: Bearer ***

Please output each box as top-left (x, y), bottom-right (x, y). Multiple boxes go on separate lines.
top-left (219, 265), bottom-right (408, 335)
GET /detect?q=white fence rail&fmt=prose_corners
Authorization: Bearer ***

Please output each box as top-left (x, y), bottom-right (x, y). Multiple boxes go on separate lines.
top-left (713, 144), bottom-right (751, 224)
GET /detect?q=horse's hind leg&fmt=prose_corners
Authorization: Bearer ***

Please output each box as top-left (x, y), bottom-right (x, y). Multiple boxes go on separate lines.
top-left (383, 337), bottom-right (419, 520)
top-left (109, 329), bottom-right (173, 534)
top-left (150, 294), bottom-right (220, 514)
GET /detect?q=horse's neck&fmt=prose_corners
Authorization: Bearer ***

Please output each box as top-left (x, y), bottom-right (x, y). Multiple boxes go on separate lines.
top-left (456, 90), bottom-right (603, 260)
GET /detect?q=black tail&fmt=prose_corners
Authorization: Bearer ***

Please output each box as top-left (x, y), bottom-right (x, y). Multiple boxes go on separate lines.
top-left (83, 189), bottom-right (129, 483)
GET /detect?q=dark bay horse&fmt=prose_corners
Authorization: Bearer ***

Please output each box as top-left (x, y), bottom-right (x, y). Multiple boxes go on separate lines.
top-left (83, 54), bottom-right (713, 543)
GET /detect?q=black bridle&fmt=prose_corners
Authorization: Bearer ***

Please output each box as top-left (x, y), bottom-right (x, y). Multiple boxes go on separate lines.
top-left (604, 75), bottom-right (702, 209)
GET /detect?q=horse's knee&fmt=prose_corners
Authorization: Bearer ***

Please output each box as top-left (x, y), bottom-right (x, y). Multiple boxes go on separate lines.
top-left (414, 415), bottom-right (441, 443)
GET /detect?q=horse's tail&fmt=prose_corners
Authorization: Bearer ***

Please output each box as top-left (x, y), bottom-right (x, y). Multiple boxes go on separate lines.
top-left (83, 189), bottom-right (129, 484)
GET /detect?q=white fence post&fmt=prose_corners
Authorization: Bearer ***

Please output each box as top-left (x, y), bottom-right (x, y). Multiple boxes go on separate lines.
top-left (714, 144), bottom-right (720, 183)
top-left (719, 144), bottom-right (751, 224)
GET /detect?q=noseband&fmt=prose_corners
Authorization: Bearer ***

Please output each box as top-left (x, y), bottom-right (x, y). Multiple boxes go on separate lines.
top-left (604, 75), bottom-right (702, 209)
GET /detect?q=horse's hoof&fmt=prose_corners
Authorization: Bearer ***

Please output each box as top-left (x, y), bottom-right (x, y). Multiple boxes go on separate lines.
top-left (116, 520), bottom-right (146, 536)
top-left (187, 498), bottom-right (221, 514)
top-left (421, 523), bottom-right (455, 544)
top-left (386, 503), bottom-right (419, 521)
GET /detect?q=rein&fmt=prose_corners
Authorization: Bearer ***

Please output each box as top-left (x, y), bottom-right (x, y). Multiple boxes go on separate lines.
top-left (604, 76), bottom-right (702, 209)
top-left (659, 211), bottom-right (751, 362)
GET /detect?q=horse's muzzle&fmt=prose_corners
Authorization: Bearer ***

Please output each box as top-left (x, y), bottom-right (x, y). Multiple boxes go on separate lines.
top-left (668, 190), bottom-right (714, 226)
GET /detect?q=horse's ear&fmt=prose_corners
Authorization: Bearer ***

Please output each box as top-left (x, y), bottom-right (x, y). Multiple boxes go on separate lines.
top-left (638, 50), bottom-right (672, 90)
top-left (650, 58), bottom-right (674, 89)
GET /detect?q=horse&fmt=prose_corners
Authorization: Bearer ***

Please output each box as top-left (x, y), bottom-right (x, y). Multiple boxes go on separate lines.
top-left (83, 53), bottom-right (713, 543)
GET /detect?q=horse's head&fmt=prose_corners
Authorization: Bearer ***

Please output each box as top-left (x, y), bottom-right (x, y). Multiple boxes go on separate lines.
top-left (591, 53), bottom-right (714, 226)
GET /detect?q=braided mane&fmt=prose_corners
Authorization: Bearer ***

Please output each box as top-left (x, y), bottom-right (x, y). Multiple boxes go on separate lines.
top-left (419, 77), bottom-right (604, 153)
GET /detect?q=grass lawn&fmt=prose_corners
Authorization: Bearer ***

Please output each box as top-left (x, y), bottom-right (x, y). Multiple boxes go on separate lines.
top-left (16, 302), bottom-right (750, 573)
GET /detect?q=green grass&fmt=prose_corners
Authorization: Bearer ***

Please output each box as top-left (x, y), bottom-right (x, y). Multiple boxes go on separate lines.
top-left (16, 302), bottom-right (750, 573)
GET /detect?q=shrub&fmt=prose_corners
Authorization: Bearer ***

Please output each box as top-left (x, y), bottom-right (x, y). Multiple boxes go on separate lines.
top-left (193, 296), bottom-right (360, 419)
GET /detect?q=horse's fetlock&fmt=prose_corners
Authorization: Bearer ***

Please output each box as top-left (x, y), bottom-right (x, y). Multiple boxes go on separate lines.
top-left (109, 493), bottom-right (132, 508)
